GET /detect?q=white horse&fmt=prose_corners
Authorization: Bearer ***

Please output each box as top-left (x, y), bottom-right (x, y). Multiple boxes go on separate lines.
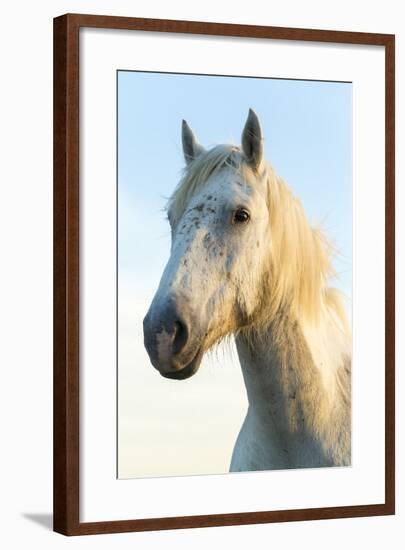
top-left (143, 109), bottom-right (351, 471)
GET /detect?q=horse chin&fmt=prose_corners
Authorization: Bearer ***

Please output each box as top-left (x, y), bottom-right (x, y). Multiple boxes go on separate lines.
top-left (160, 347), bottom-right (204, 380)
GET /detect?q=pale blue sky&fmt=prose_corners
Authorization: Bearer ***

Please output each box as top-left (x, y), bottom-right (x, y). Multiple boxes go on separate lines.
top-left (117, 71), bottom-right (352, 478)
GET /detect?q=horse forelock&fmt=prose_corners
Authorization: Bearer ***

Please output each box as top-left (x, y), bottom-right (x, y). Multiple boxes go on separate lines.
top-left (167, 144), bottom-right (246, 225)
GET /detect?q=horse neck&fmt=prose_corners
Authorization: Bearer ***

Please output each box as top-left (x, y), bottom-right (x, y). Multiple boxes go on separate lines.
top-left (235, 304), bottom-right (351, 462)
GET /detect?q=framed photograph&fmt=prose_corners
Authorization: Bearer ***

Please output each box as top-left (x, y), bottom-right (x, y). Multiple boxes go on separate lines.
top-left (53, 13), bottom-right (395, 535)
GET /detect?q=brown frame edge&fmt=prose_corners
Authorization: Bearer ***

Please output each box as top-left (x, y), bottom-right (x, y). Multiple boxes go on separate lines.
top-left (53, 13), bottom-right (395, 536)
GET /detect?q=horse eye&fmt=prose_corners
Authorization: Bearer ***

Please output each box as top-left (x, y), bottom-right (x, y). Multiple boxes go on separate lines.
top-left (233, 208), bottom-right (250, 224)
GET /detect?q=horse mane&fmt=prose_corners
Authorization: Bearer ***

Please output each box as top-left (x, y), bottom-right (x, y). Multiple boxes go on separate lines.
top-left (167, 144), bottom-right (349, 331)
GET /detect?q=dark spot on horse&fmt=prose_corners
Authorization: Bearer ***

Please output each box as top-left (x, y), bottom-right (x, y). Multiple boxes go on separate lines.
top-left (219, 251), bottom-right (223, 257)
top-left (207, 207), bottom-right (216, 214)
top-left (203, 233), bottom-right (211, 248)
top-left (256, 241), bottom-right (260, 248)
top-left (193, 203), bottom-right (204, 212)
top-left (225, 253), bottom-right (235, 270)
top-left (183, 259), bottom-right (188, 267)
top-left (289, 391), bottom-right (296, 400)
top-left (207, 195), bottom-right (212, 200)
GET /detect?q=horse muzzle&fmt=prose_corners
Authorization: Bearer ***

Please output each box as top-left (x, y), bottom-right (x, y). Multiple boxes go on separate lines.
top-left (143, 298), bottom-right (204, 380)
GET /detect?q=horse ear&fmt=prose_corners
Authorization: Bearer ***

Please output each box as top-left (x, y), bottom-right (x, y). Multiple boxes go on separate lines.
top-left (241, 108), bottom-right (263, 170)
top-left (182, 120), bottom-right (205, 164)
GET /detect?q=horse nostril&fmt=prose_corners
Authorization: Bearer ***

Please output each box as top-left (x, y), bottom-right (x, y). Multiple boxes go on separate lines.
top-left (172, 319), bottom-right (189, 355)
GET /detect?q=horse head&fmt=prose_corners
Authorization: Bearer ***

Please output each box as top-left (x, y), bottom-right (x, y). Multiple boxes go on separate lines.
top-left (143, 109), bottom-right (271, 379)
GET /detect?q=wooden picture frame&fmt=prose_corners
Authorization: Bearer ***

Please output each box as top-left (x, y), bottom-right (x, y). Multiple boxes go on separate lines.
top-left (53, 13), bottom-right (395, 536)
